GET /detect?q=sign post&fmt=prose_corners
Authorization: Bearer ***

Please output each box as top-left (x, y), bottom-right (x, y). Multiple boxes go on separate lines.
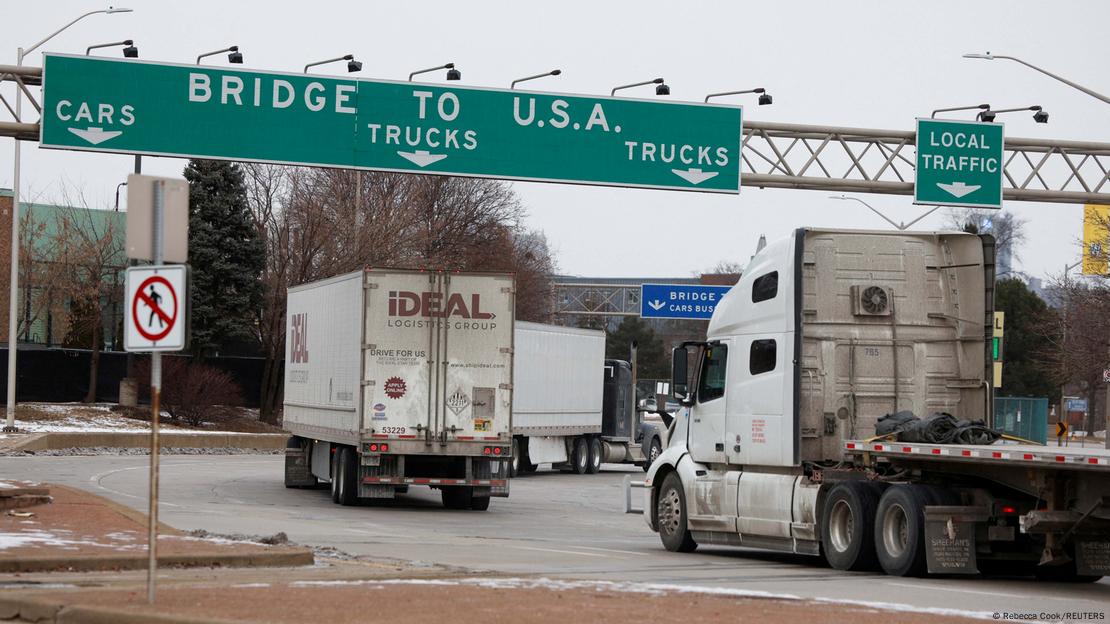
top-left (915, 118), bottom-right (1004, 209)
top-left (640, 283), bottom-right (732, 320)
top-left (124, 176), bottom-right (188, 605)
top-left (41, 54), bottom-right (743, 194)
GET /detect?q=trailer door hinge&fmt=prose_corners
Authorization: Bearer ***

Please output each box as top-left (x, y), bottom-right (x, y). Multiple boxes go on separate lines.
top-left (365, 282), bottom-right (379, 290)
top-left (499, 383), bottom-right (512, 390)
top-left (501, 287), bottom-right (515, 293)
top-left (500, 347), bottom-right (513, 354)
top-left (362, 380), bottom-right (375, 387)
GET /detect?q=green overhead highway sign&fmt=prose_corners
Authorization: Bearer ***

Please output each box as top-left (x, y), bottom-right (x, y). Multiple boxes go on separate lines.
top-left (40, 54), bottom-right (743, 193)
top-left (915, 118), bottom-right (1004, 209)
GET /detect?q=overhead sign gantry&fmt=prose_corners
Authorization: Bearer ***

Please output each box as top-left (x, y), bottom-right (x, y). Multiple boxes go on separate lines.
top-left (39, 54), bottom-right (744, 194)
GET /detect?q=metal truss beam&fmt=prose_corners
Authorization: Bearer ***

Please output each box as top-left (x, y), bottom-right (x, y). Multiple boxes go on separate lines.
top-left (553, 283), bottom-right (642, 317)
top-left (3, 65), bottom-right (1109, 204)
top-left (743, 121), bottom-right (1110, 204)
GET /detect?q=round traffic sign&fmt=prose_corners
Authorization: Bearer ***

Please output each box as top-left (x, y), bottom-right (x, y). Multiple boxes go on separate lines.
top-left (131, 275), bottom-right (178, 342)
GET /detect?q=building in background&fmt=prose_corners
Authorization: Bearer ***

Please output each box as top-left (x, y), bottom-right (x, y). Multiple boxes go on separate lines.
top-left (0, 189), bottom-right (127, 350)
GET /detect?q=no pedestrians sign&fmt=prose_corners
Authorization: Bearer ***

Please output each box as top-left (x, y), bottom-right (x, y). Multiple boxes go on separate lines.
top-left (125, 265), bottom-right (187, 352)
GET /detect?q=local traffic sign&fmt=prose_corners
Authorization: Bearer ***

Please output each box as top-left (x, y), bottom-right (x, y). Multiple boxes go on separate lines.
top-left (640, 284), bottom-right (732, 320)
top-left (1056, 421), bottom-right (1069, 438)
top-left (125, 265), bottom-right (187, 352)
top-left (915, 118), bottom-right (1004, 209)
top-left (41, 54), bottom-right (743, 194)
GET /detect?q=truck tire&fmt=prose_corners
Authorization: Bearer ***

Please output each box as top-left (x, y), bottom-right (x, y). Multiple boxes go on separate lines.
top-left (572, 437), bottom-right (589, 475)
top-left (470, 495), bottom-right (491, 511)
top-left (587, 437), bottom-right (602, 474)
top-left (329, 447), bottom-right (340, 504)
top-left (337, 447), bottom-right (359, 506)
top-left (874, 485), bottom-right (930, 576)
top-left (642, 437), bottom-right (662, 472)
top-left (820, 481), bottom-right (881, 571)
top-left (510, 438), bottom-right (521, 478)
top-left (442, 487), bottom-right (474, 510)
top-left (657, 471), bottom-right (697, 552)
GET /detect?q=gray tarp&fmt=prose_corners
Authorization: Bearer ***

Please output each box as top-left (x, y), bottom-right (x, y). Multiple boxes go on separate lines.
top-left (875, 411), bottom-right (1002, 445)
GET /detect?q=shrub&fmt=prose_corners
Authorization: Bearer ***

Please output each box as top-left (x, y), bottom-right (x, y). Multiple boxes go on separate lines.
top-left (134, 358), bottom-right (244, 426)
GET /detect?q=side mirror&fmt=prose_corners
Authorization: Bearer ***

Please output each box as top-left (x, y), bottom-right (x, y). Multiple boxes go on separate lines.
top-left (672, 346), bottom-right (689, 402)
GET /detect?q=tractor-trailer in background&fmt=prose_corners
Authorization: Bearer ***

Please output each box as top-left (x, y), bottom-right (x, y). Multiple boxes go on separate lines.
top-left (645, 228), bottom-right (1110, 581)
top-left (510, 322), bottom-right (663, 476)
top-left (282, 269), bottom-right (514, 511)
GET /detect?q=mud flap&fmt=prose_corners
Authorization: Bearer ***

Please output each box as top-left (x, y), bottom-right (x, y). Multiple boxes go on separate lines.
top-left (924, 506), bottom-right (986, 575)
top-left (284, 442), bottom-right (317, 487)
top-left (1075, 540), bottom-right (1110, 576)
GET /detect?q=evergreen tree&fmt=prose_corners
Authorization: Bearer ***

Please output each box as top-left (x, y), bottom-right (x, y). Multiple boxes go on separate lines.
top-left (183, 159), bottom-right (264, 357)
top-left (606, 316), bottom-right (668, 379)
top-left (996, 278), bottom-right (1057, 400)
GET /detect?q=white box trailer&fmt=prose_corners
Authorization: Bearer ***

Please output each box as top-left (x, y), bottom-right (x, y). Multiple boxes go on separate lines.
top-left (510, 322), bottom-right (664, 476)
top-left (283, 268), bottom-right (514, 511)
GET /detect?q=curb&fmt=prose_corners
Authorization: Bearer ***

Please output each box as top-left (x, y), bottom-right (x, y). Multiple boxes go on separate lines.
top-left (0, 549), bottom-right (314, 574)
top-left (0, 595), bottom-right (240, 624)
top-left (6, 432), bottom-right (289, 453)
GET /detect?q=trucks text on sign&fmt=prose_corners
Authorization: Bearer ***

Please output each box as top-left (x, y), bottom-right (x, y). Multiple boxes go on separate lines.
top-left (41, 54), bottom-right (743, 194)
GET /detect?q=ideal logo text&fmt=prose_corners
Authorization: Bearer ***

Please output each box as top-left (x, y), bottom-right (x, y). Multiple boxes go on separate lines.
top-left (388, 291), bottom-right (495, 320)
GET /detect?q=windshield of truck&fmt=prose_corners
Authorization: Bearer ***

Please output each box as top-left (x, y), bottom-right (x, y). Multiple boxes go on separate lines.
top-left (698, 344), bottom-right (727, 402)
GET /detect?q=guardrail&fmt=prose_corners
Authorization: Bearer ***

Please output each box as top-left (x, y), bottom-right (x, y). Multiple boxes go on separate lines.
top-left (623, 474), bottom-right (647, 514)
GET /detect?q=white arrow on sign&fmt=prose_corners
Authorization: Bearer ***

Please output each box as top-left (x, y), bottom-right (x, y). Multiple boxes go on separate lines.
top-left (936, 181), bottom-right (981, 198)
top-left (671, 168), bottom-right (719, 185)
top-left (68, 127), bottom-right (123, 146)
top-left (648, 300), bottom-right (666, 311)
top-left (397, 150), bottom-right (448, 168)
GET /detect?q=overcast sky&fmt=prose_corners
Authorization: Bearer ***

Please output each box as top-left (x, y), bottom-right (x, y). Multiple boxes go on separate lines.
top-left (2, 0), bottom-right (1108, 280)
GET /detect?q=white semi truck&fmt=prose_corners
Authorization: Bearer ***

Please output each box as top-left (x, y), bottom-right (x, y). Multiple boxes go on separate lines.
top-left (510, 322), bottom-right (664, 476)
top-left (282, 269), bottom-right (514, 511)
top-left (645, 228), bottom-right (1110, 580)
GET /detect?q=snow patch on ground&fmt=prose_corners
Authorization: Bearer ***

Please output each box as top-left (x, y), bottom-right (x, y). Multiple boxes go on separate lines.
top-left (277, 577), bottom-right (994, 620)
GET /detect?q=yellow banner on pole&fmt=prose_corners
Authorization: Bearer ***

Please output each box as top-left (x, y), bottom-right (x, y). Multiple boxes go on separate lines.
top-left (1082, 204), bottom-right (1109, 275)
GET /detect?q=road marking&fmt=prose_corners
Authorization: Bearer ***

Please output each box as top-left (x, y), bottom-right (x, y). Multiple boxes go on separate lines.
top-left (883, 580), bottom-right (1040, 601)
top-left (512, 545), bottom-right (613, 559)
top-left (89, 464), bottom-right (180, 507)
top-left (571, 545), bottom-right (650, 557)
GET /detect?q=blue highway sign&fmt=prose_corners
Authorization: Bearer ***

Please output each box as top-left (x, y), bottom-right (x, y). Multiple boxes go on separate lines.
top-left (640, 283), bottom-right (732, 320)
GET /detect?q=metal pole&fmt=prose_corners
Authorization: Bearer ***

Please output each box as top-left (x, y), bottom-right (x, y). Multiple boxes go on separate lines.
top-left (146, 179), bottom-right (164, 605)
top-left (4, 47), bottom-right (24, 433)
top-left (125, 156), bottom-right (141, 380)
top-left (991, 55), bottom-right (1110, 106)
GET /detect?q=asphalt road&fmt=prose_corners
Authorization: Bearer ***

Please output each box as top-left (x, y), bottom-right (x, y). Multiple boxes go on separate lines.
top-left (2, 454), bottom-right (1106, 618)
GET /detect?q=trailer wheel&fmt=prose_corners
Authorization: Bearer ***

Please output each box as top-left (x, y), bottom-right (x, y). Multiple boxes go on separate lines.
top-left (572, 437), bottom-right (590, 475)
top-left (442, 487), bottom-right (474, 510)
top-left (470, 495), bottom-right (491, 511)
top-left (587, 438), bottom-right (602, 474)
top-left (820, 482), bottom-right (880, 571)
top-left (643, 437), bottom-right (662, 472)
top-left (329, 447), bottom-right (340, 503)
top-left (874, 485), bottom-right (930, 576)
top-left (657, 472), bottom-right (697, 552)
top-left (336, 447), bottom-right (359, 506)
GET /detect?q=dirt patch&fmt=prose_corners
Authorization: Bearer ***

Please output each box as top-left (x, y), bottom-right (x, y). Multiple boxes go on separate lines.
top-left (12, 402), bottom-right (284, 434)
top-left (18, 580), bottom-right (982, 624)
top-left (115, 405), bottom-right (284, 433)
top-left (0, 484), bottom-right (309, 570)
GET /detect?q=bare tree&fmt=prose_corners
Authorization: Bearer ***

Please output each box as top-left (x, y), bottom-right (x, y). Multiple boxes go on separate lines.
top-left (946, 209), bottom-right (1027, 277)
top-left (1036, 278), bottom-right (1110, 437)
top-left (49, 187), bottom-right (125, 402)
